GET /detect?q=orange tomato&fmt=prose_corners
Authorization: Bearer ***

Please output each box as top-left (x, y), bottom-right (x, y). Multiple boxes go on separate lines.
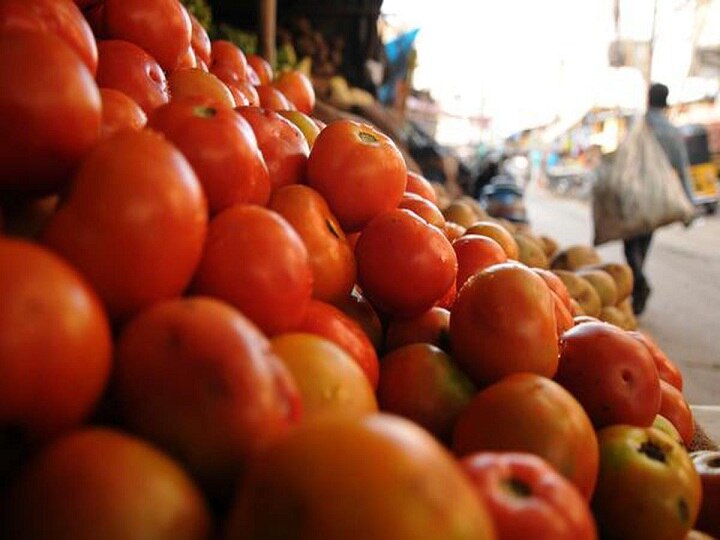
top-left (209, 39), bottom-right (252, 84)
top-left (384, 306), bottom-right (450, 353)
top-left (99, 88), bottom-right (147, 139)
top-left (0, 238), bottom-right (112, 441)
top-left (272, 69), bottom-right (316, 114)
top-left (0, 30), bottom-right (101, 193)
top-left (43, 129), bottom-right (208, 321)
top-left (255, 83), bottom-right (294, 111)
top-left (658, 380), bottom-right (695, 447)
top-left (465, 220), bottom-right (520, 260)
top-left (191, 204), bottom-right (313, 336)
top-left (293, 299), bottom-right (379, 389)
top-left (398, 191), bottom-right (445, 228)
top-left (452, 372), bottom-right (599, 500)
top-left (450, 262), bottom-right (559, 386)
top-left (167, 67), bottom-right (236, 108)
top-left (405, 170), bottom-right (438, 204)
top-left (188, 12), bottom-right (210, 65)
top-left (268, 184), bottom-right (355, 303)
top-left (247, 53), bottom-right (273, 85)
top-left (452, 234), bottom-right (508, 290)
top-left (630, 331), bottom-right (684, 391)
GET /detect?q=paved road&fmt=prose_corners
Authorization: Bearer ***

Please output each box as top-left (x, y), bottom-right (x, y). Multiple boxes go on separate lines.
top-left (523, 181), bottom-right (720, 405)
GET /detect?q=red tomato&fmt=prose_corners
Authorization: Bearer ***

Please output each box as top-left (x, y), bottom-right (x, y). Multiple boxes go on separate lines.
top-left (247, 53), bottom-right (273, 85)
top-left (114, 296), bottom-right (302, 496)
top-left (0, 0), bottom-right (97, 74)
top-left (658, 380), bottom-right (695, 447)
top-left (460, 452), bottom-right (598, 540)
top-left (294, 299), bottom-right (379, 389)
top-left (449, 262), bottom-right (559, 387)
top-left (556, 321), bottom-right (661, 428)
top-left (188, 12), bottom-right (210, 65)
top-left (225, 78), bottom-right (259, 107)
top-left (95, 40), bottom-right (169, 115)
top-left (174, 45), bottom-right (196, 70)
top-left (255, 84), bottom-right (294, 111)
top-left (335, 288), bottom-right (384, 353)
top-left (629, 331), bottom-right (684, 391)
top-left (103, 0), bottom-right (191, 73)
top-left (434, 279), bottom-right (457, 310)
top-left (209, 39), bottom-right (251, 84)
top-left (192, 204), bottom-right (313, 336)
top-left (272, 69), bottom-right (315, 114)
top-left (0, 237), bottom-right (112, 441)
top-left (43, 130), bottom-right (208, 321)
top-left (452, 234), bottom-right (508, 290)
top-left (307, 119), bottom-right (407, 233)
top-left (452, 372), bottom-right (600, 500)
top-left (99, 88), bottom-right (147, 139)
top-left (235, 106), bottom-right (309, 191)
top-left (0, 30), bottom-right (101, 193)
top-left (384, 306), bottom-right (450, 353)
top-left (355, 209), bottom-right (457, 318)
top-left (398, 192), bottom-right (445, 228)
top-left (405, 171), bottom-right (438, 204)
top-left (166, 68), bottom-right (236, 108)
top-left (149, 98), bottom-right (271, 213)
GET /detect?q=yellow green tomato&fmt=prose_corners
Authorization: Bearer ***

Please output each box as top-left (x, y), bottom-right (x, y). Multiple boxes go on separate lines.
top-left (592, 425), bottom-right (701, 540)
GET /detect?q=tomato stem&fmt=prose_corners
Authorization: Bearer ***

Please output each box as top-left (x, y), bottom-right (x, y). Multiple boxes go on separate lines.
top-left (503, 478), bottom-right (532, 498)
top-left (358, 131), bottom-right (378, 144)
top-left (193, 105), bottom-right (217, 119)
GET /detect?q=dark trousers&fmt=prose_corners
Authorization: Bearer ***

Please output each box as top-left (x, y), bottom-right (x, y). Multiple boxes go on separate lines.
top-left (623, 232), bottom-right (653, 295)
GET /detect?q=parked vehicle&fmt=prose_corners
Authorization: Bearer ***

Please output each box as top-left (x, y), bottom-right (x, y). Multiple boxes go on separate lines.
top-left (680, 124), bottom-right (719, 214)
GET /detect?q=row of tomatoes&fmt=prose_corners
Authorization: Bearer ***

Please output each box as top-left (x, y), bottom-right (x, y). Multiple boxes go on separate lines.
top-left (1, 0), bottom-right (718, 539)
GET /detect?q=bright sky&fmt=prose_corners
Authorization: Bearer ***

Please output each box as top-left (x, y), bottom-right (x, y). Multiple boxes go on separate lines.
top-left (381, 0), bottom-right (718, 142)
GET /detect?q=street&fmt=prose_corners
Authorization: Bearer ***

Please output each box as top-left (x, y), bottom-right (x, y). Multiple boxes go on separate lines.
top-left (524, 181), bottom-right (720, 406)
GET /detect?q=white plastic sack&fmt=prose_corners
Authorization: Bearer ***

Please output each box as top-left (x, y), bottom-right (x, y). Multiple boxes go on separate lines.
top-left (592, 117), bottom-right (695, 246)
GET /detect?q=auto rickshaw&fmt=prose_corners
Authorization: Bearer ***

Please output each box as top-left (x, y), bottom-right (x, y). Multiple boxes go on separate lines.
top-left (680, 124), bottom-right (719, 214)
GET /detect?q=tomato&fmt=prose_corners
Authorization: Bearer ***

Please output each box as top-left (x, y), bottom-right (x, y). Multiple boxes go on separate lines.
top-left (555, 321), bottom-right (661, 428)
top-left (271, 333), bottom-right (377, 422)
top-left (103, 0), bottom-right (191, 73)
top-left (188, 12), bottom-right (210, 65)
top-left (166, 67), bottom-right (235, 107)
top-left (174, 45), bottom-right (196, 70)
top-left (452, 373), bottom-right (599, 500)
top-left (434, 279), bottom-right (457, 310)
top-left (95, 39), bottom-right (169, 114)
top-left (277, 110), bottom-right (322, 148)
top-left (405, 170), bottom-right (437, 204)
top-left (355, 209), bottom-right (457, 318)
top-left (192, 204), bottom-right (313, 336)
top-left (114, 296), bottom-right (301, 496)
top-left (149, 98), bottom-right (271, 213)
top-left (452, 234), bottom-right (508, 290)
top-left (384, 306), bottom-right (450, 353)
top-left (443, 220), bottom-right (466, 242)
top-left (272, 69), bottom-right (315, 114)
top-left (0, 0), bottom-right (97, 74)
top-left (1, 428), bottom-right (212, 539)
top-left (592, 425), bottom-right (701, 540)
top-left (335, 288), bottom-right (384, 353)
top-left (691, 450), bottom-right (720, 538)
top-left (209, 39), bottom-right (251, 84)
top-left (255, 84), bottom-right (294, 111)
top-left (378, 343), bottom-right (475, 443)
top-left (236, 106), bottom-right (309, 191)
top-left (450, 262), bottom-right (559, 387)
top-left (532, 267), bottom-right (573, 310)
top-left (398, 191), bottom-right (445, 228)
top-left (307, 119), bottom-right (407, 233)
top-left (465, 220), bottom-right (521, 260)
top-left (247, 53), bottom-right (273, 85)
top-left (226, 78), bottom-right (259, 107)
top-left (630, 330), bottom-right (684, 391)
top-left (293, 299), bottom-right (379, 389)
top-left (0, 30), bottom-right (100, 194)
top-left (0, 238), bottom-right (112, 443)
top-left (460, 452), bottom-right (598, 540)
top-left (659, 380), bottom-right (695, 447)
top-left (99, 88), bottom-right (147, 139)
top-left (43, 130), bottom-right (207, 321)
top-left (224, 414), bottom-right (496, 539)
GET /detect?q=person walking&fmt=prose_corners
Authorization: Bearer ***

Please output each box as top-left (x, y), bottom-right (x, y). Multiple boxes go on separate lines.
top-left (625, 82), bottom-right (694, 315)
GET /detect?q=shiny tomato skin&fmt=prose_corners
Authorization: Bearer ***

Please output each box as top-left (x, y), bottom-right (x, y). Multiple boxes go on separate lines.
top-left (0, 30), bottom-right (101, 194)
top-left (460, 452), bottom-right (598, 540)
top-left (355, 209), bottom-right (457, 318)
top-left (307, 119), bottom-right (407, 233)
top-left (99, 88), bottom-right (147, 139)
top-left (191, 204), bottom-right (313, 337)
top-left (188, 12), bottom-right (210, 65)
top-left (272, 70), bottom-right (315, 114)
top-left (209, 39), bottom-right (251, 83)
top-left (0, 238), bottom-right (113, 442)
top-left (294, 299), bottom-right (379, 389)
top-left (255, 84), bottom-right (294, 111)
top-left (149, 98), bottom-right (271, 213)
top-left (103, 0), bottom-right (191, 73)
top-left (247, 53), bottom-right (273, 85)
top-left (235, 106), bottom-right (309, 191)
top-left (630, 331), bottom-right (684, 391)
top-left (43, 129), bottom-right (208, 321)
top-left (166, 68), bottom-right (236, 108)
top-left (556, 321), bottom-right (662, 429)
top-left (452, 372), bottom-right (599, 500)
top-left (405, 171), bottom-right (437, 204)
top-left (658, 380), bottom-right (695, 447)
top-left (95, 39), bottom-right (169, 114)
top-left (449, 262), bottom-right (559, 387)
top-left (452, 234), bottom-right (508, 290)
top-left (398, 191), bottom-right (445, 229)
top-left (0, 0), bottom-right (97, 74)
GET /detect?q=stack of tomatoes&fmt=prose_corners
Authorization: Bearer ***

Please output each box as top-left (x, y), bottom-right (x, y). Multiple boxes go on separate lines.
top-left (0, 1), bottom-right (714, 539)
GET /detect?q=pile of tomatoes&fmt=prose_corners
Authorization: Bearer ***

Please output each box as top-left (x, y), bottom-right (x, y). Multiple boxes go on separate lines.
top-left (0, 1), bottom-right (717, 539)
